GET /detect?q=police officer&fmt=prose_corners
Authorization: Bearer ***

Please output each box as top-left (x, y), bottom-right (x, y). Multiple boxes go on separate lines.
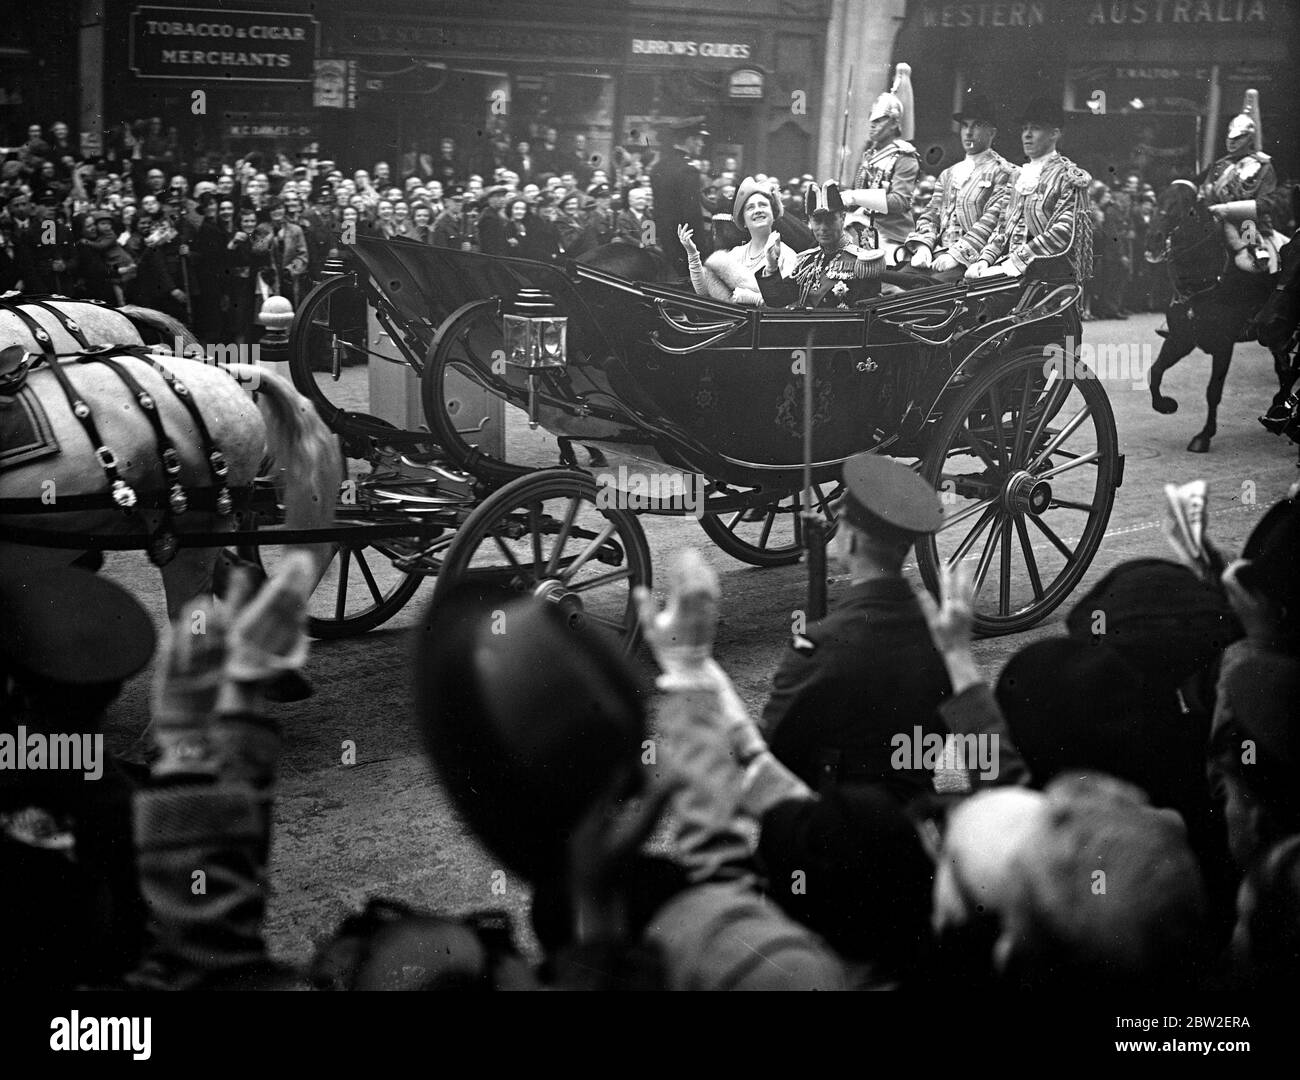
top-left (1, 568), bottom-right (157, 990)
top-left (759, 454), bottom-right (953, 801)
top-left (584, 183), bottom-right (617, 248)
top-left (431, 187), bottom-right (474, 251)
top-left (650, 117), bottom-right (709, 276)
top-left (758, 182), bottom-right (883, 308)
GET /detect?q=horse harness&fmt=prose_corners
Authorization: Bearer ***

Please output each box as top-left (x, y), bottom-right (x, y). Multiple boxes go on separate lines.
top-left (0, 298), bottom-right (238, 566)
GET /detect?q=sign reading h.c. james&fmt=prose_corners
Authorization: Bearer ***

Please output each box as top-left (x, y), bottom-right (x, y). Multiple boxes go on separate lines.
top-left (130, 7), bottom-right (318, 81)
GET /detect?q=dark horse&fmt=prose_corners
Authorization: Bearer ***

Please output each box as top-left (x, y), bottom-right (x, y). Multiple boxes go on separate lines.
top-left (1255, 187), bottom-right (1300, 455)
top-left (1145, 180), bottom-right (1291, 453)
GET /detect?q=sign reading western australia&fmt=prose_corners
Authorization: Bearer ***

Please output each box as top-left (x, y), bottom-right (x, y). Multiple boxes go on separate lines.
top-left (130, 6), bottom-right (319, 81)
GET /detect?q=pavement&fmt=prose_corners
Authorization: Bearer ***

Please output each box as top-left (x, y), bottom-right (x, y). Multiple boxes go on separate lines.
top-left (92, 311), bottom-right (1297, 967)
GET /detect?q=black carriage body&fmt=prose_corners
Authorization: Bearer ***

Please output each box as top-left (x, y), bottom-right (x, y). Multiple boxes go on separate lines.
top-left (352, 237), bottom-right (1076, 492)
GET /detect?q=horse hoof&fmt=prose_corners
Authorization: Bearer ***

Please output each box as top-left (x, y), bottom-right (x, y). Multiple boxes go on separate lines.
top-left (1152, 395), bottom-right (1178, 415)
top-left (1187, 434), bottom-right (1212, 454)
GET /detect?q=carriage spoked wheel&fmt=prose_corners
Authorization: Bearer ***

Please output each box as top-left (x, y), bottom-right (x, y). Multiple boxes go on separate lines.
top-left (430, 469), bottom-right (652, 653)
top-left (236, 510), bottom-right (434, 639)
top-left (421, 300), bottom-right (571, 488)
top-left (916, 346), bottom-right (1119, 636)
top-left (698, 482), bottom-right (843, 567)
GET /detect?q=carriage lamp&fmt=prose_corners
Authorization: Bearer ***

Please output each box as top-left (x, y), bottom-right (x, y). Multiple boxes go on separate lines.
top-left (503, 289), bottom-right (568, 429)
top-left (257, 294), bottom-right (295, 366)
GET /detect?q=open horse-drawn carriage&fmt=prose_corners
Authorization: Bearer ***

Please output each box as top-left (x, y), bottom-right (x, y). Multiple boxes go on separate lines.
top-left (279, 234), bottom-right (1122, 642)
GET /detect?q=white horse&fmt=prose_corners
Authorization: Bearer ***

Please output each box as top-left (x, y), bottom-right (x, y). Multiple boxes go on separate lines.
top-left (0, 298), bottom-right (338, 620)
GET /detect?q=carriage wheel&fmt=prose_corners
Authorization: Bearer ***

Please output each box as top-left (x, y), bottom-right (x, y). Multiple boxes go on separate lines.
top-left (698, 482), bottom-right (843, 567)
top-left (430, 469), bottom-right (652, 654)
top-left (917, 346), bottom-right (1119, 636)
top-left (420, 301), bottom-right (553, 487)
top-left (237, 517), bottom-right (432, 639)
top-left (288, 274), bottom-right (401, 426)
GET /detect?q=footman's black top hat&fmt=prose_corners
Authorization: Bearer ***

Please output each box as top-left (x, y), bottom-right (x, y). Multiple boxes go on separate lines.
top-left (1019, 96), bottom-right (1065, 128)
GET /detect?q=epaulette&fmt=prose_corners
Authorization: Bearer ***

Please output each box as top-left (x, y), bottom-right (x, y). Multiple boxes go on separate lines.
top-left (891, 139), bottom-right (919, 157)
top-left (1059, 156), bottom-right (1091, 189)
top-left (1256, 151), bottom-right (1272, 162)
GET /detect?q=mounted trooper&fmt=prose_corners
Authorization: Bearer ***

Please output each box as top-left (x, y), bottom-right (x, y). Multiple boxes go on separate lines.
top-left (907, 92), bottom-right (1018, 278)
top-left (757, 181), bottom-right (883, 308)
top-left (1201, 95), bottom-right (1281, 276)
top-left (842, 63), bottom-right (920, 265)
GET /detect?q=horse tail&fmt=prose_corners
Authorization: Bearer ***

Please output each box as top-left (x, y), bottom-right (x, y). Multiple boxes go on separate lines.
top-left (228, 364), bottom-right (340, 569)
top-left (118, 304), bottom-right (201, 352)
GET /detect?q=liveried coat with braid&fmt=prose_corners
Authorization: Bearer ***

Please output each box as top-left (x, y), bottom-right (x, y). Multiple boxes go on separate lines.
top-left (977, 151), bottom-right (1093, 280)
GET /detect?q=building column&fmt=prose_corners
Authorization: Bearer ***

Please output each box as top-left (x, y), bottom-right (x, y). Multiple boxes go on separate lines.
top-left (77, 0), bottom-right (105, 156)
top-left (816, 0), bottom-right (908, 183)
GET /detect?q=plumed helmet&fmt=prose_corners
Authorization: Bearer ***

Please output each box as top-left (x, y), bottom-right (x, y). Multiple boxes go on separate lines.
top-left (413, 583), bottom-right (648, 882)
top-left (869, 91), bottom-right (904, 123)
top-left (1227, 112), bottom-right (1257, 140)
top-left (805, 180), bottom-right (846, 218)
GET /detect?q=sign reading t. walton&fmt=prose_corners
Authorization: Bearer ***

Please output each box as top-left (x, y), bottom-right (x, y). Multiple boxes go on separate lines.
top-left (130, 6), bottom-right (319, 82)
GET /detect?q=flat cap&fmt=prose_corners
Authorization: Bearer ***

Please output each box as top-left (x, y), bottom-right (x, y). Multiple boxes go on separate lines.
top-left (0, 568), bottom-right (155, 686)
top-left (839, 453), bottom-right (943, 537)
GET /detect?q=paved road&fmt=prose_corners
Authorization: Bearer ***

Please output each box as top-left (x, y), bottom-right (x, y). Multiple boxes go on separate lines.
top-left (95, 312), bottom-right (1296, 966)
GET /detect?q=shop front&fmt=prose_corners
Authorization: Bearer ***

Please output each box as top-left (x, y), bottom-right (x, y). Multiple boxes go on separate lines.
top-left (106, 4), bottom-right (320, 168)
top-left (619, 2), bottom-right (831, 184)
top-left (892, 0), bottom-right (1297, 185)
top-left (325, 6), bottom-right (624, 183)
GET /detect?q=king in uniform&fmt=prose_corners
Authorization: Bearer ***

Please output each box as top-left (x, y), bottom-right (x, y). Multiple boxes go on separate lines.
top-left (758, 182), bottom-right (883, 309)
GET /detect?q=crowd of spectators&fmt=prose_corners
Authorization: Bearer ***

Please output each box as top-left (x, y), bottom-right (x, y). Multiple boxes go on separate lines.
top-left (5, 116), bottom-right (1200, 346)
top-left (1084, 171), bottom-right (1171, 320)
top-left (3, 449), bottom-right (1297, 991)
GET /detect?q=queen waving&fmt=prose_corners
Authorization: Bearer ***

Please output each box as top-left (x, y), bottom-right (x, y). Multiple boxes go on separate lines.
top-left (679, 176), bottom-right (798, 306)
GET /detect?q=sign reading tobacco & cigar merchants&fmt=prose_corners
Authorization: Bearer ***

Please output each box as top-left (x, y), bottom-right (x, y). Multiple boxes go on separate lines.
top-left (130, 6), bottom-right (319, 81)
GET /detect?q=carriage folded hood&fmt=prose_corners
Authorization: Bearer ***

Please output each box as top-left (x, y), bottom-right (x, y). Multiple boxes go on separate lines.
top-left (352, 237), bottom-right (618, 356)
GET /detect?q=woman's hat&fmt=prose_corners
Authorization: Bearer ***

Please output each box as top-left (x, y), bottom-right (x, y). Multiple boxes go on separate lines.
top-left (733, 176), bottom-right (782, 223)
